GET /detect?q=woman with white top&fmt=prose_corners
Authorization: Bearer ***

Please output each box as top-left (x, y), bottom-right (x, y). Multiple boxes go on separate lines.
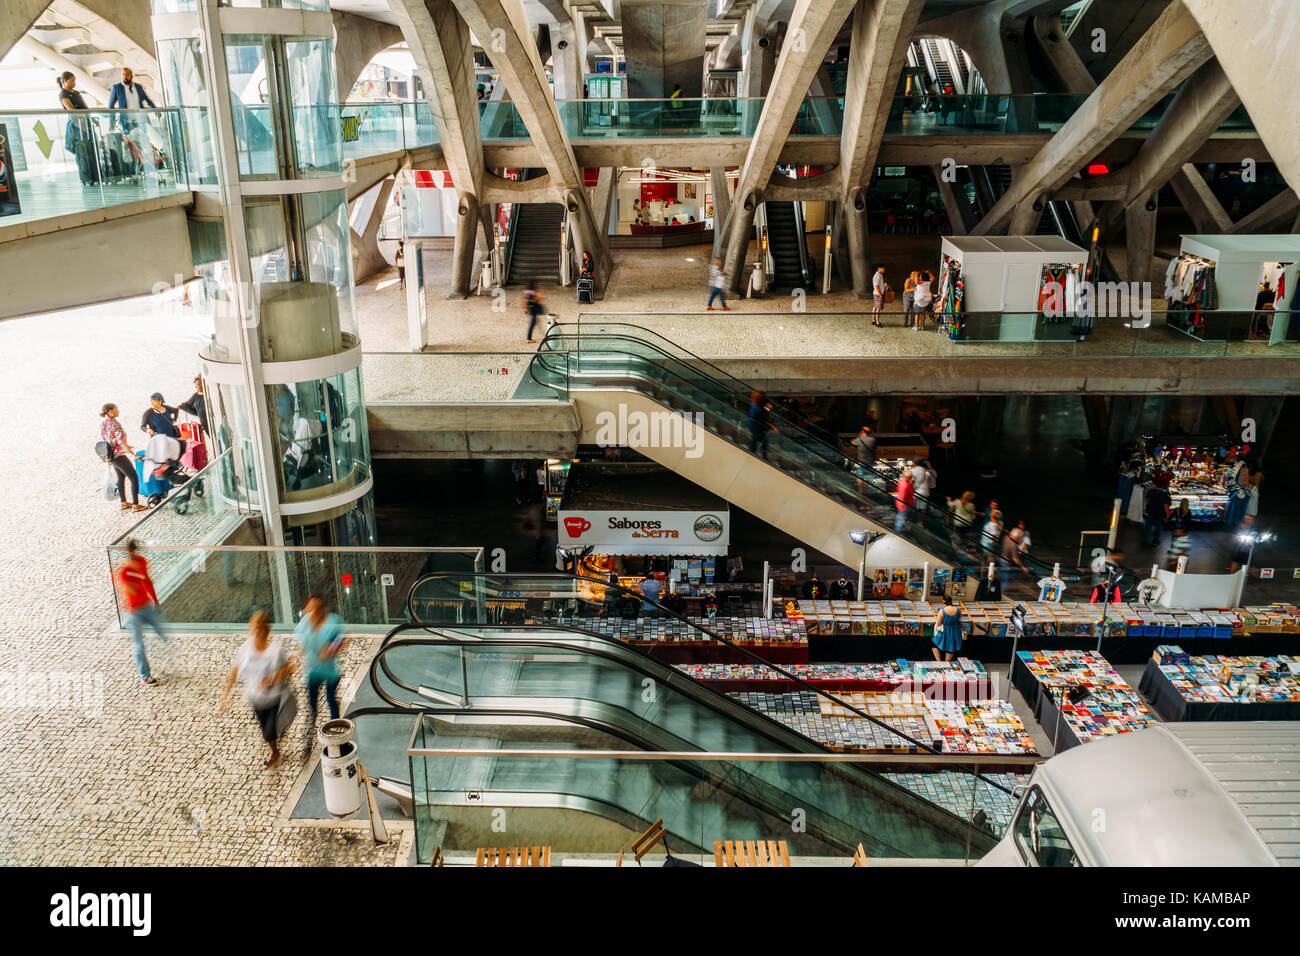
top-left (912, 270), bottom-right (934, 330)
top-left (218, 610), bottom-right (296, 770)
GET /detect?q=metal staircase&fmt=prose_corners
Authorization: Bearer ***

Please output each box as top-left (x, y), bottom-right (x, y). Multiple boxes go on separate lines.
top-left (503, 202), bottom-right (563, 285)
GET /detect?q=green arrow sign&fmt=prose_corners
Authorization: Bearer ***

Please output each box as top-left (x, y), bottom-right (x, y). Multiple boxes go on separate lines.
top-left (33, 120), bottom-right (53, 159)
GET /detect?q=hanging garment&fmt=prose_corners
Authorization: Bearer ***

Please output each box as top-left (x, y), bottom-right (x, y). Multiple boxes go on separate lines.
top-left (1164, 258), bottom-right (1180, 301)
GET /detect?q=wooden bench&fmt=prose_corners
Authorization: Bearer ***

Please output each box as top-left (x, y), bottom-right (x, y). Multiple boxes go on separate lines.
top-left (475, 846), bottom-right (551, 867)
top-left (617, 818), bottom-right (666, 866)
top-left (713, 839), bottom-right (790, 867)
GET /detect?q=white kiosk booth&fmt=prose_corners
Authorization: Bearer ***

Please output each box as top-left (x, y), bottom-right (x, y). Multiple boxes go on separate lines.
top-left (938, 235), bottom-right (1089, 341)
top-left (1167, 234), bottom-right (1300, 343)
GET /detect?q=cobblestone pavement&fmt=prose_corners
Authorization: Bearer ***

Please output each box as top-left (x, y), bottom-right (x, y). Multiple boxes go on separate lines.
top-left (0, 296), bottom-right (408, 866)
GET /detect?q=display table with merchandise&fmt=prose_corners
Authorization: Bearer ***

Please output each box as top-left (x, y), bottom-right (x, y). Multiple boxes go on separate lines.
top-left (1013, 650), bottom-right (1157, 751)
top-left (1137, 650), bottom-right (1300, 722)
top-left (796, 599), bottom-right (1300, 665)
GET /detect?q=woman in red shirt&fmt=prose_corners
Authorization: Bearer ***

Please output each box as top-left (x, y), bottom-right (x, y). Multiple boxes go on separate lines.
top-left (101, 403), bottom-right (147, 512)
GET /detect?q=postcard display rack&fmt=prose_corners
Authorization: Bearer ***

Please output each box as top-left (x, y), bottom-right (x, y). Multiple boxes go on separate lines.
top-left (1138, 646), bottom-right (1300, 722)
top-left (936, 235), bottom-right (1089, 342)
top-left (1013, 650), bottom-right (1158, 751)
top-left (1168, 234), bottom-right (1300, 344)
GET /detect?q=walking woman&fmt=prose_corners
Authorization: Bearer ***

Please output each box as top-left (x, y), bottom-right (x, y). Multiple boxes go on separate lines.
top-left (932, 595), bottom-right (964, 662)
top-left (219, 610), bottom-right (296, 770)
top-left (101, 403), bottom-right (148, 513)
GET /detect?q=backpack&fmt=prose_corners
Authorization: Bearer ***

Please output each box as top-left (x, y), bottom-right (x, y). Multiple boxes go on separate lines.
top-left (94, 440), bottom-right (114, 462)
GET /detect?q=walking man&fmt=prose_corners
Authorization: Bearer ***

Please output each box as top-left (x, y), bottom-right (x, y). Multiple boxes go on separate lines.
top-left (707, 257), bottom-right (730, 310)
top-left (116, 540), bottom-right (168, 684)
top-left (871, 265), bottom-right (887, 327)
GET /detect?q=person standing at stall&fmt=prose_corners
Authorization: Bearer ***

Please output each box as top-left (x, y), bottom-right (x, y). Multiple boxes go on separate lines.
top-left (932, 596), bottom-right (964, 662)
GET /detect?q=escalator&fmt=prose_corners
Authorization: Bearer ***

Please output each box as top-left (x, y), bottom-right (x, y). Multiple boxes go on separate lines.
top-left (503, 201), bottom-right (563, 285)
top-left (341, 572), bottom-right (1023, 861)
top-left (366, 627), bottom-right (1003, 859)
top-left (531, 321), bottom-right (975, 572)
top-left (763, 201), bottom-right (814, 292)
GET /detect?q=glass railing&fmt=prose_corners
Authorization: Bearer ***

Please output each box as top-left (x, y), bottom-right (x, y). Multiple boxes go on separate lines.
top-left (949, 309), bottom-right (1300, 352)
top-left (531, 322), bottom-right (978, 567)
top-left (105, 545), bottom-right (483, 630)
top-left (341, 100), bottom-right (439, 161)
top-left (407, 732), bottom-right (1024, 864)
top-left (0, 108), bottom-right (190, 226)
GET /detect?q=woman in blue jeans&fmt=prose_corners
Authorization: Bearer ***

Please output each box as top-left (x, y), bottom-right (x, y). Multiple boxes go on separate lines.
top-left (294, 593), bottom-right (347, 731)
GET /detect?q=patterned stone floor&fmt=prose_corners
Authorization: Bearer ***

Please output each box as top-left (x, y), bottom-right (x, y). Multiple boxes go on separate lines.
top-left (0, 295), bottom-right (408, 865)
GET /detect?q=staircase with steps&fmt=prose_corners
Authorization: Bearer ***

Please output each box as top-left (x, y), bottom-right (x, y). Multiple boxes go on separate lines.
top-left (505, 202), bottom-right (563, 286)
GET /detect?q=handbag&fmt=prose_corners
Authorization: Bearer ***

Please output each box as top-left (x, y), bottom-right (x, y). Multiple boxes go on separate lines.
top-left (274, 681), bottom-right (298, 739)
top-left (95, 440), bottom-right (114, 462)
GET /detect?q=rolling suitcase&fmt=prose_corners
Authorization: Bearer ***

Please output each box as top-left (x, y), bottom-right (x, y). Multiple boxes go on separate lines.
top-left (576, 276), bottom-right (594, 304)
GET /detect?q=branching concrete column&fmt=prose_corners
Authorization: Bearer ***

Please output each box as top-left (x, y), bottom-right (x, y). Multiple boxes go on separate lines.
top-left (1227, 188), bottom-right (1300, 234)
top-left (932, 165), bottom-right (973, 234)
top-left (710, 165), bottom-right (732, 256)
top-left (1171, 163), bottom-right (1233, 233)
top-left (450, 0), bottom-right (610, 288)
top-left (1123, 198), bottom-right (1156, 285)
top-left (350, 175), bottom-right (397, 283)
top-left (838, 0), bottom-right (926, 296)
top-left (1, 0), bottom-right (53, 63)
top-left (719, 0), bottom-right (857, 292)
top-left (972, 1), bottom-right (1211, 235)
top-left (389, 0), bottom-right (487, 298)
top-left (1180, 0), bottom-right (1300, 195)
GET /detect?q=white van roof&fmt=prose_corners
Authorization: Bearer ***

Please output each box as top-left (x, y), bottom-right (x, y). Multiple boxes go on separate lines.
top-left (1036, 723), bottom-right (1296, 866)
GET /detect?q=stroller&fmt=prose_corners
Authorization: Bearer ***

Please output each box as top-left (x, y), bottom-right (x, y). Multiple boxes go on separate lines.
top-left (139, 436), bottom-right (204, 511)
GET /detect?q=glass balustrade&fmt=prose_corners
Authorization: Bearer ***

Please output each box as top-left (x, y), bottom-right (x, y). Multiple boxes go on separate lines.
top-left (0, 108), bottom-right (190, 226)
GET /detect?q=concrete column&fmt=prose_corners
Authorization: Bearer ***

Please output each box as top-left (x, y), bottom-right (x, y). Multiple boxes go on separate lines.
top-left (1123, 197), bottom-right (1156, 286)
top-left (1116, 59), bottom-right (1239, 222)
top-left (710, 165), bottom-right (732, 256)
top-left (1170, 163), bottom-right (1233, 233)
top-left (973, 395), bottom-right (1006, 479)
top-left (972, 1), bottom-right (1212, 236)
top-left (1228, 188), bottom-right (1300, 235)
top-left (449, 0), bottom-right (609, 285)
top-left (1180, 0), bottom-right (1300, 196)
top-left (1106, 395), bottom-right (1144, 466)
top-left (1240, 396), bottom-right (1285, 466)
top-left (332, 10), bottom-right (404, 101)
top-left (350, 175), bottom-right (396, 283)
top-left (449, 191), bottom-right (481, 300)
top-left (389, 0), bottom-right (487, 296)
top-left (1, 0), bottom-right (53, 63)
top-left (838, 0), bottom-right (926, 296)
top-left (720, 0), bottom-right (858, 291)
top-left (550, 15), bottom-right (586, 100)
top-left (621, 0), bottom-right (707, 99)
top-left (932, 165), bottom-right (973, 234)
top-left (1030, 12), bottom-right (1095, 94)
top-left (592, 166), bottom-right (616, 237)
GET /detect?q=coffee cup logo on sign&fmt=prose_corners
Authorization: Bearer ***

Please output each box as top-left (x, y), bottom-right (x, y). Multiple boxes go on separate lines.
top-left (563, 516), bottom-right (592, 538)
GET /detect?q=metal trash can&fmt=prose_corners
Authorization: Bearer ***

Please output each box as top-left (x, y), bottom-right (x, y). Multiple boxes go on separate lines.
top-left (318, 718), bottom-right (362, 819)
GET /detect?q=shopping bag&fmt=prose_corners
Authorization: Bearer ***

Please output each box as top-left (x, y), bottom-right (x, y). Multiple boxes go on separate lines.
top-left (103, 467), bottom-right (118, 501)
top-left (179, 421), bottom-right (202, 443)
top-left (274, 684), bottom-right (298, 739)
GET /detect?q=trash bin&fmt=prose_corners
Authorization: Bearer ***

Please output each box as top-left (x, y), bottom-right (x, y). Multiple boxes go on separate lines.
top-left (318, 718), bottom-right (362, 818)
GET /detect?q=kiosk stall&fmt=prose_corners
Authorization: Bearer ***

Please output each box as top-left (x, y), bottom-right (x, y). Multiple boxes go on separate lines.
top-left (936, 235), bottom-right (1090, 341)
top-left (1165, 234), bottom-right (1300, 342)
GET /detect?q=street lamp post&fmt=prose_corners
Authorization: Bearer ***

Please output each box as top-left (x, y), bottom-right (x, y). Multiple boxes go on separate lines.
top-left (849, 530), bottom-right (882, 600)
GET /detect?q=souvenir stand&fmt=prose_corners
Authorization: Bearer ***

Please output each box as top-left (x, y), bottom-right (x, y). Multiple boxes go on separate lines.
top-left (1165, 234), bottom-right (1300, 342)
top-left (936, 236), bottom-right (1090, 341)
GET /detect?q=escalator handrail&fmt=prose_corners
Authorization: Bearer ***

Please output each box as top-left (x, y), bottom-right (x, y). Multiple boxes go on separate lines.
top-left (529, 336), bottom-right (976, 563)
top-left (790, 199), bottom-right (815, 288)
top-left (402, 571), bottom-right (1018, 798)
top-left (531, 326), bottom-right (1139, 576)
top-left (342, 705), bottom-right (884, 855)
